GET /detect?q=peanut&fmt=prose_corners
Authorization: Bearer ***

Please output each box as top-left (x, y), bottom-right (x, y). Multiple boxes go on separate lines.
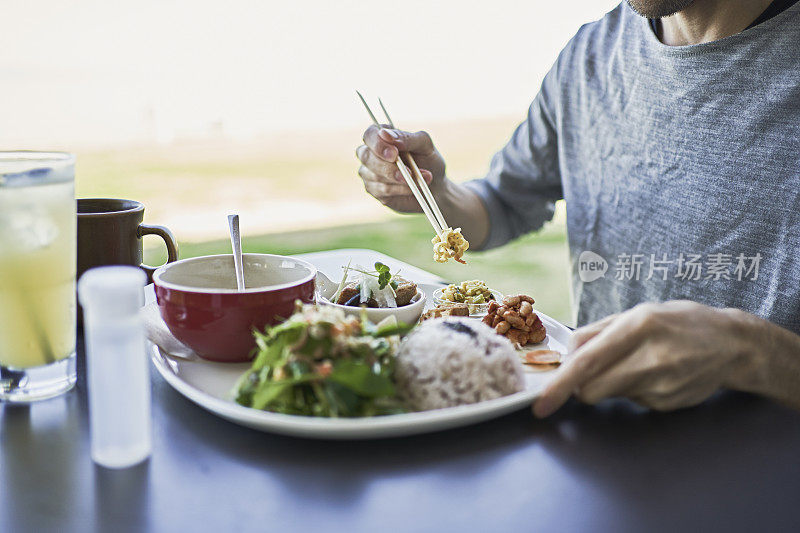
top-left (506, 313), bottom-right (525, 329)
top-left (482, 292), bottom-right (545, 347)
top-left (529, 326), bottom-right (546, 344)
top-left (495, 321), bottom-right (511, 334)
top-left (507, 329), bottom-right (528, 346)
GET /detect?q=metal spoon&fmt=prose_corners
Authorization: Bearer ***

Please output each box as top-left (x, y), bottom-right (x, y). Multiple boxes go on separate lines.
top-left (227, 214), bottom-right (245, 291)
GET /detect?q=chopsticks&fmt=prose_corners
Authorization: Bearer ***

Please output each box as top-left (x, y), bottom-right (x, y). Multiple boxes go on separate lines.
top-left (356, 91), bottom-right (449, 236)
top-left (379, 98), bottom-right (450, 233)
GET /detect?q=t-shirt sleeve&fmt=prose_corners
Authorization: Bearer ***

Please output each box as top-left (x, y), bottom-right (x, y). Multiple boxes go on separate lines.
top-left (464, 64), bottom-right (563, 250)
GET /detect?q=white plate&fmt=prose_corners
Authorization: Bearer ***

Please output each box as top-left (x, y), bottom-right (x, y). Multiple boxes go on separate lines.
top-left (150, 283), bottom-right (572, 439)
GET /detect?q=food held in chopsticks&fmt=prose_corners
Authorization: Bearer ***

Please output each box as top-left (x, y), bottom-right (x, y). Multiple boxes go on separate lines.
top-left (357, 91), bottom-right (469, 265)
top-left (331, 262), bottom-right (419, 308)
top-left (432, 227), bottom-right (469, 264)
top-left (394, 317), bottom-right (524, 410)
top-left (233, 303), bottom-right (411, 417)
top-left (482, 294), bottom-right (547, 347)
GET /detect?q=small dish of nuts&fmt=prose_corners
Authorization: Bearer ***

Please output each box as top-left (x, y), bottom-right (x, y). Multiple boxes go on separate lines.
top-left (481, 294), bottom-right (547, 348)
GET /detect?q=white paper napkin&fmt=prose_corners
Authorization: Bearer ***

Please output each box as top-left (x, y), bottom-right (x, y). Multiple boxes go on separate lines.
top-left (140, 303), bottom-right (196, 359)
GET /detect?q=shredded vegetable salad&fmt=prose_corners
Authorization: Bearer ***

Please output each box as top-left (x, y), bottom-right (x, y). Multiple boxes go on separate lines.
top-left (233, 303), bottom-right (412, 417)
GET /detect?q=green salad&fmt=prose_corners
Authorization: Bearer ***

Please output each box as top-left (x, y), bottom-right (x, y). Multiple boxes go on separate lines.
top-left (233, 304), bottom-right (412, 417)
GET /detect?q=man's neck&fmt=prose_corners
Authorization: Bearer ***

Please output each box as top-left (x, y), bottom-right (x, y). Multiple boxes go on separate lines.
top-left (659, 0), bottom-right (774, 45)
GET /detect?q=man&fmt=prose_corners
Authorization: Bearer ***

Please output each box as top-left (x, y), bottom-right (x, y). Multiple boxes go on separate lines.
top-left (356, 0), bottom-right (800, 416)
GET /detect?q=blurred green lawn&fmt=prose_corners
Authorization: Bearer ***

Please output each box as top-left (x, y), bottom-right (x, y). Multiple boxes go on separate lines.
top-left (145, 214), bottom-right (574, 326)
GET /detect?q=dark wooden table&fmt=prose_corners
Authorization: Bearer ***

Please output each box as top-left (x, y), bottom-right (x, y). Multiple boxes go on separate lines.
top-left (3, 338), bottom-right (800, 533)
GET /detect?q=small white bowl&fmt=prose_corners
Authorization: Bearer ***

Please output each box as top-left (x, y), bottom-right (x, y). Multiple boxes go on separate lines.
top-left (432, 287), bottom-right (503, 317)
top-left (315, 273), bottom-right (426, 325)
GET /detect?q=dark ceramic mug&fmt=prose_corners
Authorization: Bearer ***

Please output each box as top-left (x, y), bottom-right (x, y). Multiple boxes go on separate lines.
top-left (77, 198), bottom-right (179, 284)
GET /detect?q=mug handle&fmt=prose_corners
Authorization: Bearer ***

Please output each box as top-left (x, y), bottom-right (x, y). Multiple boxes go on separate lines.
top-left (138, 224), bottom-right (179, 281)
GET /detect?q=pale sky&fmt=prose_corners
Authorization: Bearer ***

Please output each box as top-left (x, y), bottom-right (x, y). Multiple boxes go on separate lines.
top-left (2, 0), bottom-right (619, 146)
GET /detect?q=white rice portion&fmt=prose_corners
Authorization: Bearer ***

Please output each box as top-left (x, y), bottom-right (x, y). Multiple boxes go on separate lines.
top-left (395, 317), bottom-right (525, 411)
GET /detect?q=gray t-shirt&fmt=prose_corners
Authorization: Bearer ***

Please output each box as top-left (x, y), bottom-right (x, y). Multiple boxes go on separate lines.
top-left (467, 2), bottom-right (800, 333)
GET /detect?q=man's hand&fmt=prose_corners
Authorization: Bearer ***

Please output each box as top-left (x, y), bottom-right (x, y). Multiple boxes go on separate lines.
top-left (533, 301), bottom-right (761, 417)
top-left (356, 125), bottom-right (446, 213)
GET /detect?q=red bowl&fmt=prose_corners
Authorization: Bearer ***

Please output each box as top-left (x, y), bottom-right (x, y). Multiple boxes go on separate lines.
top-left (153, 254), bottom-right (316, 362)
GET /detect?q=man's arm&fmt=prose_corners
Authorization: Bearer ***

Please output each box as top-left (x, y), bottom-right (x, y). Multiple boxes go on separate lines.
top-left (434, 177), bottom-right (492, 250)
top-left (532, 302), bottom-right (800, 417)
top-left (730, 310), bottom-right (800, 409)
top-left (355, 126), bottom-right (491, 248)
top-left (355, 60), bottom-right (564, 251)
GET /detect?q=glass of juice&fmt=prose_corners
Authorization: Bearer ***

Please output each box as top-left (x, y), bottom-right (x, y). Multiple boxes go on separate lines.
top-left (0, 151), bottom-right (77, 402)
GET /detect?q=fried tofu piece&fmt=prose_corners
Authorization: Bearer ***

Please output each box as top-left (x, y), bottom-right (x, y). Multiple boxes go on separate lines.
top-left (336, 279), bottom-right (418, 308)
top-left (420, 303), bottom-right (470, 322)
top-left (336, 285), bottom-right (360, 305)
top-left (394, 282), bottom-right (418, 307)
